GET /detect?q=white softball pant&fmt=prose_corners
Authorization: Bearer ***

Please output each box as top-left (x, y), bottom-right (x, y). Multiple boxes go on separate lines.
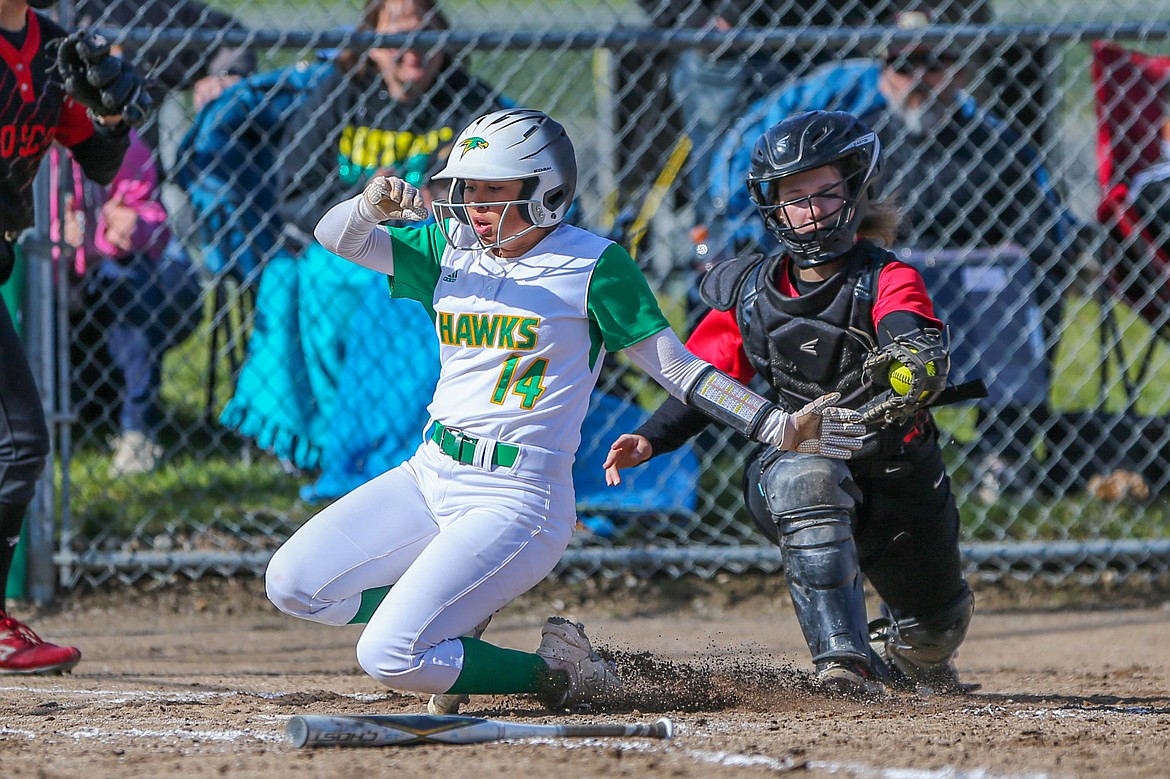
top-left (265, 436), bottom-right (577, 694)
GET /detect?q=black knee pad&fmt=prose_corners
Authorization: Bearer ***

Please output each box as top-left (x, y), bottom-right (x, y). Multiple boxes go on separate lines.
top-left (763, 455), bottom-right (872, 665)
top-left (741, 445), bottom-right (782, 544)
top-left (762, 453), bottom-right (861, 521)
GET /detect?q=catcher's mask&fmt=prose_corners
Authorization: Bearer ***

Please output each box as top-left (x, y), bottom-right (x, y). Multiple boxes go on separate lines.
top-left (431, 108), bottom-right (576, 250)
top-left (747, 110), bottom-right (882, 269)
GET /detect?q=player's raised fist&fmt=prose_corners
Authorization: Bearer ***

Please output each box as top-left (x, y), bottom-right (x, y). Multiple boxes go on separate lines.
top-left (56, 31), bottom-right (152, 128)
top-left (360, 176), bottom-right (428, 223)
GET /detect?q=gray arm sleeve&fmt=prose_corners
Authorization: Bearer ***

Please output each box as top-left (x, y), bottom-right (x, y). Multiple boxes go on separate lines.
top-left (624, 329), bottom-right (793, 446)
top-left (313, 195), bottom-right (397, 275)
top-left (622, 328), bottom-right (710, 400)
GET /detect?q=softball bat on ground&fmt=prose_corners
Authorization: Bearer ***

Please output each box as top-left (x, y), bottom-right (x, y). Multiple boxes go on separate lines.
top-left (287, 713), bottom-right (674, 748)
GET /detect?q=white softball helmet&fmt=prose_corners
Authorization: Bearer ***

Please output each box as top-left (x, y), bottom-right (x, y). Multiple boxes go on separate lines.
top-left (432, 108), bottom-right (577, 249)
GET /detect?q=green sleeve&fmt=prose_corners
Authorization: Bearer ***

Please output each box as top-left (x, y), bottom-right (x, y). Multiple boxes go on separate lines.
top-left (587, 242), bottom-right (671, 352)
top-left (385, 222), bottom-right (449, 320)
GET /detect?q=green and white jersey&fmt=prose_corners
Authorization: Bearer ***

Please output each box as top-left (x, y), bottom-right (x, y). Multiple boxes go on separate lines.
top-left (386, 220), bottom-right (670, 456)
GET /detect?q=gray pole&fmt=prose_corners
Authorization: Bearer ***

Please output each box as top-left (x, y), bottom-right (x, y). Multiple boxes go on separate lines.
top-left (23, 163), bottom-right (59, 605)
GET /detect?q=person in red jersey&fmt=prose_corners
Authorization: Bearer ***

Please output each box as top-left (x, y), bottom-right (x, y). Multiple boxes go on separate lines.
top-left (604, 111), bottom-right (976, 700)
top-left (0, 0), bottom-right (147, 674)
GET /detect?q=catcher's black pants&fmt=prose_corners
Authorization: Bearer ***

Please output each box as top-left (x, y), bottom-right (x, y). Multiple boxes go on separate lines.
top-left (850, 434), bottom-right (969, 620)
top-left (0, 293), bottom-right (50, 508)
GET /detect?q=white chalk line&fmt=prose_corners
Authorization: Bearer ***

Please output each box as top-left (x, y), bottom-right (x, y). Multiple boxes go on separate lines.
top-left (0, 718), bottom-right (1049, 778)
top-left (0, 685), bottom-right (386, 703)
top-left (5, 689), bottom-right (1112, 776)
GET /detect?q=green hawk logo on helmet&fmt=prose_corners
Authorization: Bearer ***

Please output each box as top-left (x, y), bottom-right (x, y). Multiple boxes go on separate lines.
top-left (459, 137), bottom-right (490, 157)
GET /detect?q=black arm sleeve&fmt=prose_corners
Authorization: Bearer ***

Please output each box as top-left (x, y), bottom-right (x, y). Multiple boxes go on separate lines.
top-left (874, 311), bottom-right (939, 348)
top-left (70, 126), bottom-right (131, 187)
top-left (634, 395), bottom-right (712, 458)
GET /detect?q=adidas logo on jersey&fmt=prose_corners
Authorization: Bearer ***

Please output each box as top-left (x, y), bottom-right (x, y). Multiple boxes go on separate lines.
top-left (442, 270), bottom-right (459, 283)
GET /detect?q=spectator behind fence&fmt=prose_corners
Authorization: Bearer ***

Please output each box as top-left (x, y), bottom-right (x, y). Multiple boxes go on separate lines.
top-left (218, 0), bottom-right (508, 471)
top-left (61, 131), bottom-right (201, 477)
top-left (298, 147), bottom-right (450, 503)
top-left (711, 6), bottom-right (1083, 501)
top-left (639, 0), bottom-right (974, 231)
top-left (1, 0), bottom-right (147, 674)
top-left (71, 0), bottom-right (259, 308)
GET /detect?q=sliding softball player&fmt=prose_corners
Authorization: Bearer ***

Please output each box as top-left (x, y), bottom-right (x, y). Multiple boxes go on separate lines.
top-left (264, 108), bottom-right (867, 713)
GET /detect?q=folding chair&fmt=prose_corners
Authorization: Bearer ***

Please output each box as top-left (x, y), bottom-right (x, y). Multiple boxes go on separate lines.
top-left (1071, 42), bottom-right (1170, 489)
top-left (1090, 41), bottom-right (1170, 357)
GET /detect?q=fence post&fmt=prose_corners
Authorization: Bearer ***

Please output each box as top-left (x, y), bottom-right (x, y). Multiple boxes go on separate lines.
top-left (21, 163), bottom-right (60, 605)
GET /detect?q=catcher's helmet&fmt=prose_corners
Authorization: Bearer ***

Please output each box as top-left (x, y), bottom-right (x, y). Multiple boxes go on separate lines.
top-left (432, 108), bottom-right (577, 249)
top-left (747, 110), bottom-right (881, 268)
top-left (28, 0), bottom-right (58, 7)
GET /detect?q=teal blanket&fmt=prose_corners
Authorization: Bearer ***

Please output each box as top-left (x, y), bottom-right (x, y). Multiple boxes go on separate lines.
top-left (220, 241), bottom-right (438, 473)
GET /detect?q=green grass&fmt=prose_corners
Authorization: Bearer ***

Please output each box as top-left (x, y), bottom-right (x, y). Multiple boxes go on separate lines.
top-left (63, 289), bottom-right (316, 542)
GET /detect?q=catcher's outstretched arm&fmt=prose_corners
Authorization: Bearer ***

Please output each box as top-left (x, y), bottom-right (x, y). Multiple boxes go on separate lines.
top-left (623, 329), bottom-right (865, 458)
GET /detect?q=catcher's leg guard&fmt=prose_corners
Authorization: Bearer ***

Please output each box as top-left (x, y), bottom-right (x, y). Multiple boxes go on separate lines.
top-left (763, 454), bottom-right (875, 670)
top-left (872, 590), bottom-right (975, 694)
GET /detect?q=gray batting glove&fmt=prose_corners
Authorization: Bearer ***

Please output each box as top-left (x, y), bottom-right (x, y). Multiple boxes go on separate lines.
top-left (781, 392), bottom-right (868, 459)
top-left (357, 176), bottom-right (428, 223)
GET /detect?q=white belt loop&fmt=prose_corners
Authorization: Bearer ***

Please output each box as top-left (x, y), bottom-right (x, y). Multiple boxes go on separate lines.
top-left (472, 437), bottom-right (495, 469)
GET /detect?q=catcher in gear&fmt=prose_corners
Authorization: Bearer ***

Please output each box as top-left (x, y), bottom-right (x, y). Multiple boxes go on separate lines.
top-left (605, 110), bottom-right (976, 698)
top-left (265, 108), bottom-right (869, 716)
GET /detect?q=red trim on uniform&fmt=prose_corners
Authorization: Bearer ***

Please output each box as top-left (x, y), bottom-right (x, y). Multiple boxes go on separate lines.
top-left (773, 256), bottom-right (942, 329)
top-left (0, 10), bottom-right (40, 103)
top-left (55, 96), bottom-right (96, 147)
top-left (686, 308), bottom-right (756, 384)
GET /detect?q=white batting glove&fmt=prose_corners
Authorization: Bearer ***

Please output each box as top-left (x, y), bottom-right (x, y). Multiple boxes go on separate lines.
top-left (771, 392), bottom-right (869, 459)
top-left (357, 176), bottom-right (428, 223)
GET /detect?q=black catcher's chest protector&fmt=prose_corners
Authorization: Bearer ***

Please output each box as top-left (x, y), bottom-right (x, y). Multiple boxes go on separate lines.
top-left (702, 244), bottom-right (893, 411)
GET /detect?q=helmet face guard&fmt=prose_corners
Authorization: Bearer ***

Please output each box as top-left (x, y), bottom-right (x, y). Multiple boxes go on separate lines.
top-left (433, 196), bottom-right (545, 251)
top-left (749, 162), bottom-right (870, 265)
top-left (747, 111), bottom-right (881, 268)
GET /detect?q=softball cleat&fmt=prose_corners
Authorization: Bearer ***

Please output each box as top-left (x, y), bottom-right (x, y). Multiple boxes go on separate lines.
top-left (535, 616), bottom-right (621, 708)
top-left (815, 659), bottom-right (887, 698)
top-left (0, 613), bottom-right (81, 675)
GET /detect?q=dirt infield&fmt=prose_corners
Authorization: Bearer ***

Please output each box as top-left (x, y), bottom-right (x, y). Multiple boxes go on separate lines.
top-left (2, 576), bottom-right (1169, 778)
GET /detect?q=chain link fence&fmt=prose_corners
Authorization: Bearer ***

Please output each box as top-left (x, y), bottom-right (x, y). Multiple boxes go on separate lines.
top-left (11, 0), bottom-right (1170, 599)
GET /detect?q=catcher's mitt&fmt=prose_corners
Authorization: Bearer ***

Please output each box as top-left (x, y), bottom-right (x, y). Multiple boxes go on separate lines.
top-left (859, 327), bottom-right (949, 426)
top-left (56, 32), bottom-right (151, 128)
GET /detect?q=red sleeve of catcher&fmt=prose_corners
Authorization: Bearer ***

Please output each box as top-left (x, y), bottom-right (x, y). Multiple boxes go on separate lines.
top-left (685, 308), bottom-right (756, 385)
top-left (871, 261), bottom-right (942, 330)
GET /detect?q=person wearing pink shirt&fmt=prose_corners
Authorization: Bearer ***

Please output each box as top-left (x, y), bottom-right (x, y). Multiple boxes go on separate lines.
top-left (62, 130), bottom-right (194, 475)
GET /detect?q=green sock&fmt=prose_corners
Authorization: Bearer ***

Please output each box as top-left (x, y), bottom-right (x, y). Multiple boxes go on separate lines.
top-left (347, 586), bottom-right (391, 624)
top-left (445, 637), bottom-right (564, 697)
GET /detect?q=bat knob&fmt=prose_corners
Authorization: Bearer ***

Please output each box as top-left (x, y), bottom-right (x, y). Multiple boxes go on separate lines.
top-left (286, 716), bottom-right (310, 748)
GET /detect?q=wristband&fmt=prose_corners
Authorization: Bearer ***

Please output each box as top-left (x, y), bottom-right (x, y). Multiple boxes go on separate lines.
top-left (685, 366), bottom-right (775, 438)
